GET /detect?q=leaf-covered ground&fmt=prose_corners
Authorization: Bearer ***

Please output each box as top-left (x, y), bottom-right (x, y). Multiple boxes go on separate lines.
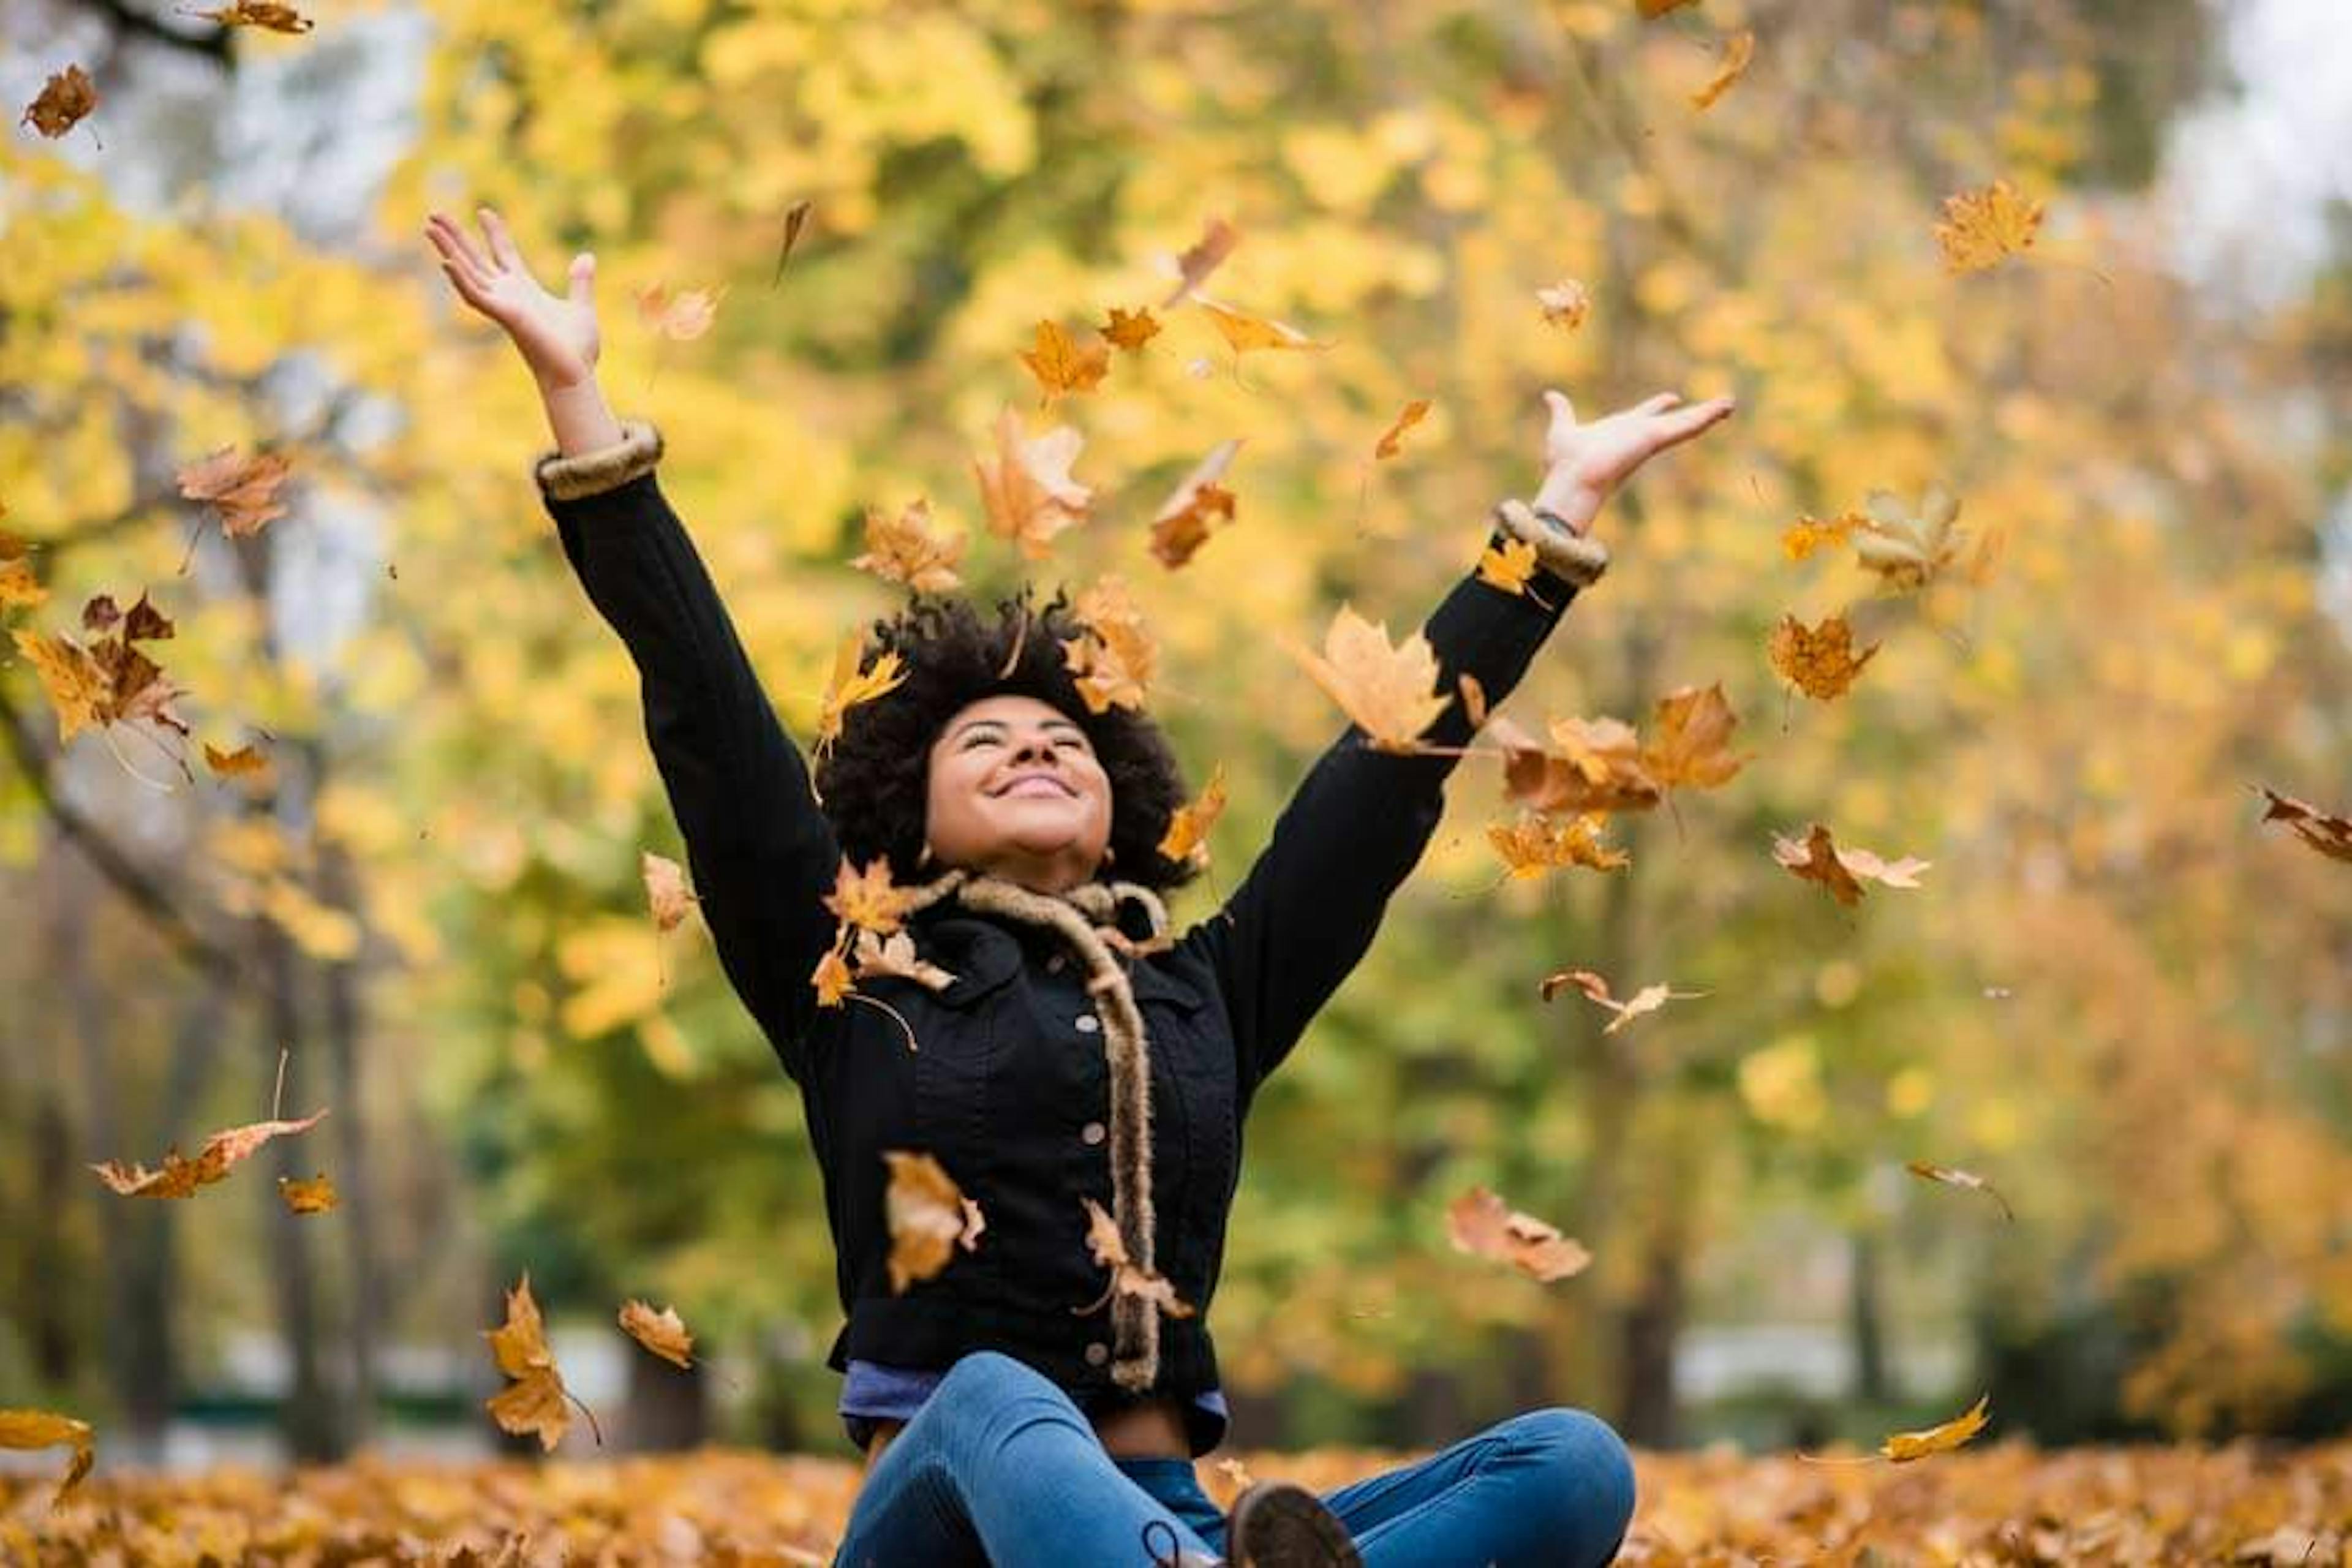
top-left (4, 1441), bottom-right (2344, 1565)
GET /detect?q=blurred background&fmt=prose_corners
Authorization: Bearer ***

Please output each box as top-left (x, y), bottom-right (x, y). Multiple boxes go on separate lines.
top-left (3, 0), bottom-right (2350, 1476)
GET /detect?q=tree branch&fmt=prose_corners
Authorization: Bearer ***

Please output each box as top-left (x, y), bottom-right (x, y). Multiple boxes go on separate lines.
top-left (69, 0), bottom-right (235, 66)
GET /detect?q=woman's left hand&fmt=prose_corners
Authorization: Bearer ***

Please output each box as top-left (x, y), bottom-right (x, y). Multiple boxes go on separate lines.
top-left (1529, 388), bottom-right (1736, 538)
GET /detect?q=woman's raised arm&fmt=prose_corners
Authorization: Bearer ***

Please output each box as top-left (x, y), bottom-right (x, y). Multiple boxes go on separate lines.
top-left (1184, 388), bottom-right (1735, 1098)
top-left (426, 208), bottom-right (842, 1080)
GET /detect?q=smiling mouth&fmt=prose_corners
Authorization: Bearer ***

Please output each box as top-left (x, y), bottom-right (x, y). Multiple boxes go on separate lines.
top-left (994, 774), bottom-right (1077, 799)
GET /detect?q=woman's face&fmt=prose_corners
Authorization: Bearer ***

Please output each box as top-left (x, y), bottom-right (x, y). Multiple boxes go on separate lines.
top-left (924, 693), bottom-right (1113, 891)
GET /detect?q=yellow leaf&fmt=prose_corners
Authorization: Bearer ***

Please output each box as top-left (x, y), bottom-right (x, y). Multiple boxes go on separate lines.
top-left (1446, 1186), bottom-right (1591, 1282)
top-left (1488, 810), bottom-right (1629, 878)
top-left (1196, 297), bottom-right (1332, 356)
top-left (1017, 319), bottom-right (1110, 405)
top-left (12, 628), bottom-right (109, 743)
top-left (1291, 605), bottom-right (1450, 753)
top-left (1374, 399), bottom-right (1431, 460)
top-left (1690, 29), bottom-right (1755, 110)
top-left (850, 497), bottom-right (965, 595)
top-left (884, 1150), bottom-right (983, 1293)
top-left (1158, 763), bottom-right (1228, 867)
top-left (1062, 575), bottom-right (1159, 713)
top-left (1148, 440), bottom-right (1242, 568)
top-left (1882, 1394), bottom-right (1990, 1462)
top-left (1640, 682), bottom-right (1749, 793)
top-left (1768, 612), bottom-right (1880, 700)
top-left (1905, 1160), bottom-right (2016, 1221)
top-left (811, 944), bottom-right (854, 1008)
top-left (1079, 1196), bottom-right (1196, 1318)
top-left (0, 1408), bottom-right (94, 1509)
top-left (824, 856), bottom-right (916, 935)
top-left (972, 406), bottom-right (1093, 560)
top-left (482, 1274), bottom-right (583, 1453)
top-left (1477, 537), bottom-right (1540, 597)
top-left (276, 1172), bottom-right (338, 1214)
top-left (815, 633), bottom-right (907, 756)
top-left (850, 928), bottom-right (956, 993)
top-left (91, 1109), bottom-right (329, 1200)
top-left (185, 2), bottom-right (315, 31)
top-left (203, 740), bottom-right (272, 780)
top-left (0, 558), bottom-right (46, 609)
top-left (1935, 179), bottom-right (2043, 273)
top-left (1102, 306), bottom-right (1162, 351)
top-left (619, 1300), bottom-right (696, 1369)
top-left (1536, 279), bottom-right (1590, 331)
top-left (1782, 511), bottom-right (1864, 561)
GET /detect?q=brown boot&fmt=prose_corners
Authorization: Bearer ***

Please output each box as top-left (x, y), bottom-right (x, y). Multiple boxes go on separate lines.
top-left (1224, 1480), bottom-right (1361, 1567)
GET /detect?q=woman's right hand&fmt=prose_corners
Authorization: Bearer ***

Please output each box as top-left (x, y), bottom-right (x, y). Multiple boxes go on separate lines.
top-left (424, 205), bottom-right (601, 392)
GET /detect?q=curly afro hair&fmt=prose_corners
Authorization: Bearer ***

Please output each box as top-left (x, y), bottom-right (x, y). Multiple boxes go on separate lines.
top-left (812, 588), bottom-right (1199, 894)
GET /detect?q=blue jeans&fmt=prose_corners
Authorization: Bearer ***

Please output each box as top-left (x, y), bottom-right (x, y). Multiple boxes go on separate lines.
top-left (831, 1350), bottom-right (1635, 1567)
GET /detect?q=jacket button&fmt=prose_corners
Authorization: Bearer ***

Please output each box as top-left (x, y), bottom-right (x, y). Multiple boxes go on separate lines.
top-left (1082, 1121), bottom-right (1107, 1146)
top-left (1084, 1341), bottom-right (1109, 1366)
top-left (1074, 1014), bottom-right (1101, 1034)
top-left (1046, 953), bottom-right (1067, 973)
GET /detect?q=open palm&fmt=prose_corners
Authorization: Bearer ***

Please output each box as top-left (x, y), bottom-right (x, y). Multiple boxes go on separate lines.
top-left (424, 206), bottom-right (601, 391)
top-left (1536, 389), bottom-right (1736, 536)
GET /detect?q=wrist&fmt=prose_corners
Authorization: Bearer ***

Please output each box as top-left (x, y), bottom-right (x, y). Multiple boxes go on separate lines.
top-left (1491, 499), bottom-right (1608, 589)
top-left (1530, 471), bottom-right (1601, 532)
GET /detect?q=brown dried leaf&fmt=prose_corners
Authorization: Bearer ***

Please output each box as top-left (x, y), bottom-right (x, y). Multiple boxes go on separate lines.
top-left (1158, 763), bottom-right (1229, 868)
top-left (619, 1300), bottom-right (696, 1369)
top-left (1446, 1186), bottom-right (1591, 1283)
top-left (850, 498), bottom-right (966, 595)
top-left (1771, 823), bottom-right (1931, 905)
top-left (2259, 786), bottom-right (2352, 864)
top-left (1292, 605), bottom-right (1450, 753)
top-left (91, 1108), bottom-right (329, 1200)
top-left (21, 66), bottom-right (98, 139)
top-left (276, 1172), bottom-right (337, 1214)
top-left (641, 851), bottom-right (699, 933)
top-left (1148, 439), bottom-right (1243, 568)
top-left (1488, 810), bottom-right (1629, 878)
top-left (884, 1151), bottom-right (983, 1292)
top-left (1017, 320), bottom-right (1111, 405)
top-left (1768, 612), bottom-right (1880, 700)
top-left (0, 1408), bottom-right (95, 1509)
top-left (972, 407), bottom-right (1093, 560)
top-left (1159, 217), bottom-right (1240, 307)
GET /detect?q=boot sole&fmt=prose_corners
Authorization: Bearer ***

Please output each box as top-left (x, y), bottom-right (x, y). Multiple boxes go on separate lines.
top-left (1228, 1481), bottom-right (1363, 1568)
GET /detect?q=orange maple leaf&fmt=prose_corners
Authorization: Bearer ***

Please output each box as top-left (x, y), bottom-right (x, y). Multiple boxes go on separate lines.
top-left (1078, 1196), bottom-right (1196, 1319)
top-left (1768, 612), bottom-right (1880, 700)
top-left (815, 633), bottom-right (907, 756)
top-left (1195, 297), bottom-right (1333, 356)
top-left (176, 446), bottom-right (293, 538)
top-left (850, 497), bottom-right (966, 595)
top-left (1018, 320), bottom-right (1111, 405)
top-left (811, 945), bottom-right (854, 1009)
top-left (1446, 1186), bottom-right (1591, 1283)
top-left (1158, 763), bottom-right (1229, 868)
top-left (1374, 399), bottom-right (1432, 460)
top-left (1935, 179), bottom-right (2043, 273)
top-left (1782, 510), bottom-right (1866, 561)
top-left (21, 66), bottom-right (98, 139)
top-left (618, 1300), bottom-right (696, 1369)
top-left (972, 406), bottom-right (1092, 559)
top-left (1476, 537), bottom-right (1541, 598)
top-left (1292, 605), bottom-right (1450, 753)
top-left (1641, 682), bottom-right (1749, 794)
top-left (1771, 823), bottom-right (1931, 905)
top-left (824, 856), bottom-right (916, 935)
top-left (1148, 440), bottom-right (1242, 568)
top-left (276, 1172), bottom-right (338, 1214)
top-left (883, 1150), bottom-right (985, 1293)
top-left (91, 1108), bottom-right (330, 1200)
top-left (1488, 810), bottom-right (1630, 878)
top-left (1102, 306), bottom-right (1162, 351)
top-left (483, 1273), bottom-right (593, 1452)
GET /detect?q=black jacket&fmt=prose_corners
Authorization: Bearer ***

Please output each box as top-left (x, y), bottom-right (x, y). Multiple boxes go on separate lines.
top-left (545, 466), bottom-right (1585, 1456)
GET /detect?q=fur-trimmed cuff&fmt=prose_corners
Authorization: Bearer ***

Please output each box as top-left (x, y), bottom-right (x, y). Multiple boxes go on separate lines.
top-left (1492, 499), bottom-right (1610, 587)
top-left (533, 419), bottom-right (665, 502)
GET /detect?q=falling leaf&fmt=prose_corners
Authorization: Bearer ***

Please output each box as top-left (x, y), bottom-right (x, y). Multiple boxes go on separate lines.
top-left (1782, 510), bottom-right (1866, 561)
top-left (1458, 674), bottom-right (1488, 728)
top-left (1691, 30), bottom-right (1755, 109)
top-left (1536, 279), bottom-right (1590, 331)
top-left (0, 541), bottom-right (45, 609)
top-left (1017, 320), bottom-right (1112, 405)
top-left (2258, 786), bottom-right (2352, 864)
top-left (634, 282), bottom-right (725, 341)
top-left (1374, 399), bottom-right (1432, 460)
top-left (1102, 306), bottom-right (1162, 351)
top-left (1540, 968), bottom-right (1706, 1033)
top-left (1292, 605), bottom-right (1450, 753)
top-left (1935, 179), bottom-right (2043, 273)
top-left (814, 633), bottom-right (907, 756)
top-left (1477, 537), bottom-right (1540, 597)
top-left (1196, 298), bottom-right (1333, 356)
top-left (1637, 0), bottom-right (1701, 15)
top-left (850, 497), bottom-right (965, 595)
top-left (851, 928), bottom-right (955, 992)
top-left (811, 946), bottom-right (854, 1009)
top-left (1768, 612), bottom-right (1880, 700)
top-left (21, 66), bottom-right (98, 139)
top-left (0, 1408), bottom-right (95, 1509)
top-left (1850, 485), bottom-right (1981, 592)
top-left (186, 2), bottom-right (316, 30)
top-left (483, 1273), bottom-right (582, 1452)
top-left (1158, 763), bottom-right (1229, 867)
top-left (1490, 714), bottom-right (1662, 815)
top-left (91, 1108), bottom-right (329, 1200)
top-left (13, 630), bottom-right (111, 744)
top-left (1079, 1196), bottom-right (1197, 1318)
top-left (15, 598), bottom-right (189, 745)
top-left (203, 741), bottom-right (271, 780)
top-left (1446, 1186), bottom-right (1591, 1283)
top-left (176, 447), bottom-right (293, 538)
top-left (619, 1300), bottom-right (696, 1369)
top-left (972, 406), bottom-right (1093, 560)
top-left (1159, 217), bottom-right (1240, 307)
top-left (884, 1151), bottom-right (984, 1292)
top-left (1059, 576), bottom-right (1159, 714)
top-left (1883, 1395), bottom-right (1991, 1462)
top-left (1642, 682), bottom-right (1749, 794)
top-left (641, 851), bottom-right (699, 932)
top-left (277, 1172), bottom-right (337, 1214)
top-left (771, 198), bottom-right (812, 287)
top-left (824, 856), bottom-right (916, 936)
top-left (1905, 1160), bottom-right (2016, 1222)
top-left (1772, 823), bottom-right (1931, 905)
top-left (1148, 439), bottom-right (1243, 568)
top-left (1488, 810), bottom-right (1629, 878)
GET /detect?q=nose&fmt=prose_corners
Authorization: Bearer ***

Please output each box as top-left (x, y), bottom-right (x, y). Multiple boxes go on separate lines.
top-left (1009, 733), bottom-right (1057, 766)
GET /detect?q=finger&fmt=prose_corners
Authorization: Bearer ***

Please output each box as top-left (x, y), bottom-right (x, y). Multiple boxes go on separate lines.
top-left (427, 213), bottom-right (494, 285)
top-left (1543, 388), bottom-right (1577, 425)
top-left (1640, 391), bottom-right (1683, 413)
top-left (1657, 397), bottom-right (1736, 444)
top-left (434, 210), bottom-right (497, 277)
top-left (437, 260), bottom-right (489, 312)
top-left (423, 222), bottom-right (491, 294)
top-left (478, 205), bottom-right (524, 273)
top-left (566, 251), bottom-right (596, 309)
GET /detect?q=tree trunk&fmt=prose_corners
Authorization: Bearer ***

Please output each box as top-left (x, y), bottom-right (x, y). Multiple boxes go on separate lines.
top-left (1849, 1229), bottom-right (1889, 1404)
top-left (258, 883), bottom-right (345, 1461)
top-left (1616, 1219), bottom-right (1686, 1447)
top-left (314, 826), bottom-right (379, 1448)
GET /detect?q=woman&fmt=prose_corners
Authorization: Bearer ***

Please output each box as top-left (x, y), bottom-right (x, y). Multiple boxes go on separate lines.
top-left (427, 205), bottom-right (1732, 1567)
